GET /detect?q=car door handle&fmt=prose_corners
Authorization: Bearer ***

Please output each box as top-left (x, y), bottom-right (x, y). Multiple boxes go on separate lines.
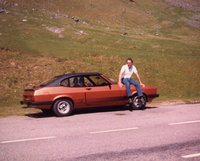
top-left (86, 88), bottom-right (92, 90)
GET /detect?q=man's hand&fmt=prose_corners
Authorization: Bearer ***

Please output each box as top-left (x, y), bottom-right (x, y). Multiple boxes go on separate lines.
top-left (140, 82), bottom-right (145, 87)
top-left (118, 82), bottom-right (123, 88)
top-left (135, 73), bottom-right (145, 87)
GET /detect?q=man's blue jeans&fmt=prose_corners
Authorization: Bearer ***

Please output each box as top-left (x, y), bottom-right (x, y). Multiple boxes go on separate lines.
top-left (122, 78), bottom-right (143, 97)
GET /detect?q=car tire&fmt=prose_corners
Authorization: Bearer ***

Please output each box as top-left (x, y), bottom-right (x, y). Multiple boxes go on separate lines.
top-left (132, 95), bottom-right (146, 110)
top-left (53, 99), bottom-right (73, 117)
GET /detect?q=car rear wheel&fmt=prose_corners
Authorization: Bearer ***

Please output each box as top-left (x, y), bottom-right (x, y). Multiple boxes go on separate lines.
top-left (132, 95), bottom-right (146, 110)
top-left (53, 99), bottom-right (73, 117)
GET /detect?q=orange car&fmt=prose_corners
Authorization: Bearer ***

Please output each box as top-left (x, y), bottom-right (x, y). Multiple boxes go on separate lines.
top-left (20, 73), bottom-right (159, 116)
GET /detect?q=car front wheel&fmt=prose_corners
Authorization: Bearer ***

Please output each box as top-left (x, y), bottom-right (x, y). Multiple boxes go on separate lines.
top-left (53, 99), bottom-right (73, 117)
top-left (132, 95), bottom-right (146, 110)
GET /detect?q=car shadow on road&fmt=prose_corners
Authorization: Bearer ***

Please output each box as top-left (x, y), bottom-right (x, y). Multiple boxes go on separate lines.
top-left (25, 112), bottom-right (55, 118)
top-left (74, 106), bottom-right (158, 115)
top-left (74, 105), bottom-right (130, 115)
top-left (25, 105), bottom-right (158, 118)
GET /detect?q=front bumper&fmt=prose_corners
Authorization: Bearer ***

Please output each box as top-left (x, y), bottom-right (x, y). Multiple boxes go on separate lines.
top-left (147, 94), bottom-right (159, 98)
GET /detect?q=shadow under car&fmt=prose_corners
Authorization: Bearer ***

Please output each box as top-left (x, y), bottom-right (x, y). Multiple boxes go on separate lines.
top-left (25, 105), bottom-right (158, 118)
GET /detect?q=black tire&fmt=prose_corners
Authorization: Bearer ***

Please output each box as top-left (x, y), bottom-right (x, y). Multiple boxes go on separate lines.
top-left (132, 95), bottom-right (146, 110)
top-left (53, 99), bottom-right (73, 117)
top-left (41, 109), bottom-right (53, 114)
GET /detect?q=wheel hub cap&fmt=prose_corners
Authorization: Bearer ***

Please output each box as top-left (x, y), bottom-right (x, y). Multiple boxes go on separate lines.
top-left (57, 101), bottom-right (70, 114)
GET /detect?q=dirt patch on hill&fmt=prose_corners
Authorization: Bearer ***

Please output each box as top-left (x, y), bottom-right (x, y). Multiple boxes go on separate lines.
top-left (165, 0), bottom-right (200, 28)
top-left (165, 0), bottom-right (200, 12)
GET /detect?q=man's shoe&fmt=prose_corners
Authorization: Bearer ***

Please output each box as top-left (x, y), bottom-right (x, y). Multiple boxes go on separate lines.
top-left (137, 96), bottom-right (146, 110)
top-left (137, 96), bottom-right (143, 104)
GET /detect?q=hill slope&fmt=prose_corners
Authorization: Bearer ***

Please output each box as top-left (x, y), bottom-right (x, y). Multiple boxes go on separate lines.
top-left (1, 0), bottom-right (199, 55)
top-left (0, 0), bottom-right (200, 108)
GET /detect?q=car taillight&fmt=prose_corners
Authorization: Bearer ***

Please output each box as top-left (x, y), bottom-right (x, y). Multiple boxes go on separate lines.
top-left (24, 95), bottom-right (34, 101)
top-left (23, 89), bottom-right (35, 102)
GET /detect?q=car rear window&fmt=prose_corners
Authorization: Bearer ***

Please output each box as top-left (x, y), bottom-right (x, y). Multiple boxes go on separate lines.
top-left (36, 76), bottom-right (60, 87)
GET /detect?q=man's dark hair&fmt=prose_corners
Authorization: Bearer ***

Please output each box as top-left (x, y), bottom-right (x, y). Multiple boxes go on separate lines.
top-left (127, 58), bottom-right (133, 63)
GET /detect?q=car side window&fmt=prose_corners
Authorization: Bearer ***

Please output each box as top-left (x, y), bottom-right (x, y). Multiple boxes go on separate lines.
top-left (61, 76), bottom-right (85, 87)
top-left (60, 78), bottom-right (69, 87)
top-left (84, 77), bottom-right (94, 87)
top-left (88, 75), bottom-right (110, 86)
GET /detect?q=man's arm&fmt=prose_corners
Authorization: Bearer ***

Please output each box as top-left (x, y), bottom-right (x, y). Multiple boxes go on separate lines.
top-left (118, 72), bottom-right (123, 88)
top-left (135, 72), bottom-right (145, 87)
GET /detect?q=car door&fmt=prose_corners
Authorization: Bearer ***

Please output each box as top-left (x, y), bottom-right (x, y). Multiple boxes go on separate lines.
top-left (84, 75), bottom-right (122, 107)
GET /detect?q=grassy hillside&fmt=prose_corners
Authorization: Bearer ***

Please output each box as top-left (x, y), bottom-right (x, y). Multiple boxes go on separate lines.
top-left (1, 0), bottom-right (199, 55)
top-left (0, 0), bottom-right (200, 111)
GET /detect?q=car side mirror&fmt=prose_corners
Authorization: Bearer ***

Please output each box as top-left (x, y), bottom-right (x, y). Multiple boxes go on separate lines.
top-left (108, 84), bottom-right (111, 89)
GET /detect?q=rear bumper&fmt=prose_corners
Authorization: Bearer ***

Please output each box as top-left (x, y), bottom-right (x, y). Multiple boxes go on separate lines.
top-left (20, 101), bottom-right (53, 107)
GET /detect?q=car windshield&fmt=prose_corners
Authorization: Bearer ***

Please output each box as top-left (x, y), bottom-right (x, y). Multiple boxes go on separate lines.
top-left (100, 74), bottom-right (117, 84)
top-left (88, 75), bottom-right (110, 86)
top-left (35, 76), bottom-right (59, 87)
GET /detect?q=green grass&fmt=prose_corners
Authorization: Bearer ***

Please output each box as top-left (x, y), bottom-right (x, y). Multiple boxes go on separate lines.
top-left (0, 0), bottom-right (200, 116)
top-left (1, 0), bottom-right (199, 56)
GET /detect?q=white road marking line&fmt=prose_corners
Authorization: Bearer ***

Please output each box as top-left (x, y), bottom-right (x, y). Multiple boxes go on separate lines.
top-left (90, 127), bottom-right (138, 134)
top-left (168, 120), bottom-right (200, 126)
top-left (182, 153), bottom-right (200, 159)
top-left (1, 136), bottom-right (56, 144)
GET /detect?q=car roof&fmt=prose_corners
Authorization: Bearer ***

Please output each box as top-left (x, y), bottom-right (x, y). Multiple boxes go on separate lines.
top-left (57, 72), bottom-right (102, 79)
top-left (43, 73), bottom-right (102, 87)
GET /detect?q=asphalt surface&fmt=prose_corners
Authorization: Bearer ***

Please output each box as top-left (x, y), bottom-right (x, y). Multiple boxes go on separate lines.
top-left (0, 103), bottom-right (200, 161)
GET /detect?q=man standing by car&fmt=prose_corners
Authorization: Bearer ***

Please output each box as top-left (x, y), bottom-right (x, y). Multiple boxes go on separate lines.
top-left (118, 58), bottom-right (145, 108)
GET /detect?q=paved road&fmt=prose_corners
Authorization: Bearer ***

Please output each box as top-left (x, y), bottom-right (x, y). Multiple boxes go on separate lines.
top-left (0, 104), bottom-right (200, 161)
